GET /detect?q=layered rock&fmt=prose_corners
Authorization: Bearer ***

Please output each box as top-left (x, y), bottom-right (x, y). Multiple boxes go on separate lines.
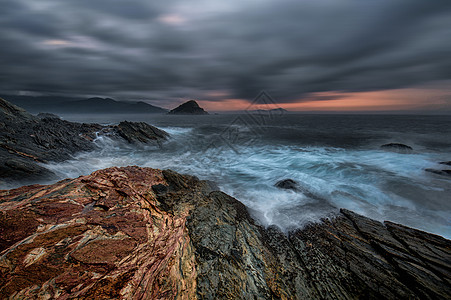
top-left (168, 100), bottom-right (208, 115)
top-left (0, 98), bottom-right (168, 185)
top-left (0, 166), bottom-right (449, 299)
top-left (112, 121), bottom-right (168, 145)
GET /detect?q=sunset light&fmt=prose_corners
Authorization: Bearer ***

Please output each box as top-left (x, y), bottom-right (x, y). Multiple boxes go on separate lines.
top-left (1, 1), bottom-right (450, 298)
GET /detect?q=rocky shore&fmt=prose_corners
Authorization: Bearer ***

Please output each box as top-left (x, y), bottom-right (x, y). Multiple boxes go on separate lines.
top-left (1, 166), bottom-right (449, 299)
top-left (0, 98), bottom-right (168, 185)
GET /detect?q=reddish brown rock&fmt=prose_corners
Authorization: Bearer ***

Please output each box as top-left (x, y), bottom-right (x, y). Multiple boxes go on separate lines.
top-left (0, 167), bottom-right (196, 299)
top-left (0, 166), bottom-right (450, 299)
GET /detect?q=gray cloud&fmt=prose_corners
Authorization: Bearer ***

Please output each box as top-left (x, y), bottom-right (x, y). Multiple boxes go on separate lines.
top-left (1, 0), bottom-right (451, 107)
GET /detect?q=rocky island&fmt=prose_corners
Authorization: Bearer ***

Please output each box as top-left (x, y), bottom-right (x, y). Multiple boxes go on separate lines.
top-left (168, 100), bottom-right (209, 115)
top-left (0, 166), bottom-right (450, 299)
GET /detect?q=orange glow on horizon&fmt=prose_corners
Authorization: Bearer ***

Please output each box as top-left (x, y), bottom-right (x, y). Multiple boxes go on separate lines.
top-left (197, 99), bottom-right (251, 111)
top-left (198, 85), bottom-right (451, 112)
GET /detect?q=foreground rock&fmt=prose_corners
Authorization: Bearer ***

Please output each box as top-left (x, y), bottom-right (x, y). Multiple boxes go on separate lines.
top-left (0, 98), bottom-right (168, 185)
top-left (168, 100), bottom-right (209, 115)
top-left (0, 167), bottom-right (449, 299)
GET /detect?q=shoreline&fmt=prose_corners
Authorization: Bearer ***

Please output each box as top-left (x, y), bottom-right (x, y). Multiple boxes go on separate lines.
top-left (1, 97), bottom-right (450, 298)
top-left (1, 166), bottom-right (449, 298)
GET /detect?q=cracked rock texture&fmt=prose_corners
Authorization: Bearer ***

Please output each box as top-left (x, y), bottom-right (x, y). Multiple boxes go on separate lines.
top-left (0, 166), bottom-right (450, 299)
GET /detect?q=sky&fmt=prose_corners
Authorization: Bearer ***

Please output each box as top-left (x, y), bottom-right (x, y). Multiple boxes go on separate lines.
top-left (1, 0), bottom-right (451, 112)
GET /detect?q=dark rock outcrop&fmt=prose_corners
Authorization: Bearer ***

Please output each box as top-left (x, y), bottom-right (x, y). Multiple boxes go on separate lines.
top-left (275, 179), bottom-right (327, 205)
top-left (424, 160), bottom-right (451, 177)
top-left (275, 178), bottom-right (299, 191)
top-left (168, 100), bottom-right (209, 115)
top-left (37, 112), bottom-right (60, 119)
top-left (112, 121), bottom-right (168, 145)
top-left (0, 98), bottom-right (168, 185)
top-left (1, 166), bottom-right (449, 299)
top-left (425, 161), bottom-right (451, 177)
top-left (425, 168), bottom-right (451, 177)
top-left (381, 143), bottom-right (413, 153)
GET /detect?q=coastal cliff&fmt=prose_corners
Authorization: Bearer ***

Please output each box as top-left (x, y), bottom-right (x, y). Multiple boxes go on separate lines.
top-left (0, 98), bottom-right (168, 185)
top-left (1, 166), bottom-right (449, 299)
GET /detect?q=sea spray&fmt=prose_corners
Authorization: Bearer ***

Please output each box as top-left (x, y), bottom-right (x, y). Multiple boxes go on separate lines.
top-left (41, 119), bottom-right (451, 238)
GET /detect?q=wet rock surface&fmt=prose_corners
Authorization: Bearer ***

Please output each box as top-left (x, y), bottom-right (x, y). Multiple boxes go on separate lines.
top-left (1, 166), bottom-right (449, 299)
top-left (37, 112), bottom-right (61, 119)
top-left (425, 160), bottom-right (451, 177)
top-left (425, 168), bottom-right (451, 177)
top-left (380, 143), bottom-right (413, 153)
top-left (275, 178), bottom-right (299, 191)
top-left (0, 98), bottom-right (168, 185)
top-left (111, 121), bottom-right (168, 145)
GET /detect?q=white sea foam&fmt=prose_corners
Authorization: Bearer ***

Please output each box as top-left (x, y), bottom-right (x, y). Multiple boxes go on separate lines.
top-left (158, 127), bottom-right (193, 135)
top-left (40, 129), bottom-right (451, 238)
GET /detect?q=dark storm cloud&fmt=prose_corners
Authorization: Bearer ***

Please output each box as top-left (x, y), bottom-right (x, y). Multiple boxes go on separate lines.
top-left (1, 0), bottom-right (451, 106)
top-left (75, 0), bottom-right (160, 20)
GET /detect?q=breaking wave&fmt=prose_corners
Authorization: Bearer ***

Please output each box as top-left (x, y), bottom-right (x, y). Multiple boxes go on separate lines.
top-left (41, 118), bottom-right (451, 238)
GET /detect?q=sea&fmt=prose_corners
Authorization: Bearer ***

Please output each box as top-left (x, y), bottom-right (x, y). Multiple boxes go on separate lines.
top-left (15, 113), bottom-right (451, 238)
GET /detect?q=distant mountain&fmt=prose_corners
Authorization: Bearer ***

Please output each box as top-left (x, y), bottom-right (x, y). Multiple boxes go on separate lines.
top-left (1, 95), bottom-right (168, 114)
top-left (248, 108), bottom-right (287, 114)
top-left (168, 100), bottom-right (208, 115)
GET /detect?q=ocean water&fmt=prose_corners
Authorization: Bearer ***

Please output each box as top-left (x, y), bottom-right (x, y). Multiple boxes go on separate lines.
top-left (20, 113), bottom-right (451, 237)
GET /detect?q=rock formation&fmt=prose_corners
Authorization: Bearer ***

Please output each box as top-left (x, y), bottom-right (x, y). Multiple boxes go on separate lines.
top-left (0, 166), bottom-right (449, 299)
top-left (425, 161), bottom-right (451, 177)
top-left (0, 98), bottom-right (168, 185)
top-left (168, 100), bottom-right (208, 115)
top-left (425, 168), bottom-right (451, 177)
top-left (380, 143), bottom-right (413, 153)
top-left (37, 112), bottom-right (60, 119)
top-left (275, 178), bottom-right (299, 191)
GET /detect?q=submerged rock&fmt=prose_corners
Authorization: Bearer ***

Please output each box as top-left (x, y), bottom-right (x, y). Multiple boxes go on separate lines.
top-left (426, 160), bottom-right (451, 177)
top-left (381, 143), bottom-right (413, 154)
top-left (380, 143), bottom-right (413, 153)
top-left (168, 100), bottom-right (209, 115)
top-left (0, 166), bottom-right (449, 299)
top-left (425, 168), bottom-right (451, 177)
top-left (381, 143), bottom-right (413, 150)
top-left (275, 178), bottom-right (299, 191)
top-left (275, 179), bottom-right (327, 205)
top-left (0, 97), bottom-right (168, 184)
